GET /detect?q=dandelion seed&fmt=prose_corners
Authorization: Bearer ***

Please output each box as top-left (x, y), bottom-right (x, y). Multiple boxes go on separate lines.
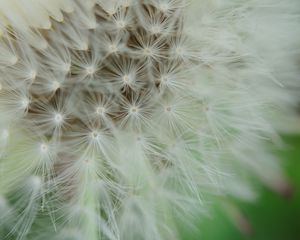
top-left (27, 70), bottom-right (37, 81)
top-left (52, 81), bottom-right (61, 91)
top-left (53, 113), bottom-right (64, 125)
top-left (85, 65), bottom-right (96, 75)
top-left (96, 107), bottom-right (106, 116)
top-left (20, 97), bottom-right (30, 109)
top-left (39, 143), bottom-right (49, 153)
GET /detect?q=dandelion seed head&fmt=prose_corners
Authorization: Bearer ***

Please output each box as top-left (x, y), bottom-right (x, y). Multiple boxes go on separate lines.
top-left (0, 0), bottom-right (299, 239)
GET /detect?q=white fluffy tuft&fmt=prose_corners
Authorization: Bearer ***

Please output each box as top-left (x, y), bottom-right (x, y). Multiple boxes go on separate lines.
top-left (0, 0), bottom-right (299, 239)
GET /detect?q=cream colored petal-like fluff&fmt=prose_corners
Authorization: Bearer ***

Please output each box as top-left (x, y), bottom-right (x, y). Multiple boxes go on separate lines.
top-left (0, 0), bottom-right (74, 31)
top-left (0, 1), bottom-right (299, 239)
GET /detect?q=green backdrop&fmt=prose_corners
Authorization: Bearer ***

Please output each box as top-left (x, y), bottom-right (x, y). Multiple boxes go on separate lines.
top-left (180, 135), bottom-right (300, 240)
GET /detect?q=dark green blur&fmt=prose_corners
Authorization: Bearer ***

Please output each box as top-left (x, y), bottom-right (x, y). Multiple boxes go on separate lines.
top-left (180, 135), bottom-right (300, 240)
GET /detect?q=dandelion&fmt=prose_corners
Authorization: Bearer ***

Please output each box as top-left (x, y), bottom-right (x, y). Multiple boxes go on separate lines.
top-left (0, 0), bottom-right (299, 240)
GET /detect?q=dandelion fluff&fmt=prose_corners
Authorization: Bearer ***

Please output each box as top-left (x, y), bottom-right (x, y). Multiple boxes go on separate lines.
top-left (0, 0), bottom-right (299, 239)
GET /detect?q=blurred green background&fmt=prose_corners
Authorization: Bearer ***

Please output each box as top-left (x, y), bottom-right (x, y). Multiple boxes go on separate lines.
top-left (179, 135), bottom-right (300, 240)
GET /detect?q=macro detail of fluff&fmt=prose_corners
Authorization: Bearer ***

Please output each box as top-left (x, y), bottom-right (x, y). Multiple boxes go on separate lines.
top-left (0, 0), bottom-right (299, 239)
